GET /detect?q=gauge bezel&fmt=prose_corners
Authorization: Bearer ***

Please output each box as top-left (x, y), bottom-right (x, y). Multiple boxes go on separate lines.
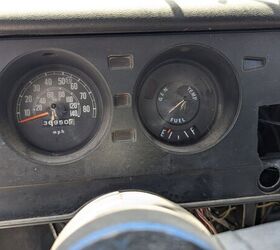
top-left (134, 44), bottom-right (241, 154)
top-left (0, 49), bottom-right (112, 165)
top-left (11, 65), bottom-right (103, 155)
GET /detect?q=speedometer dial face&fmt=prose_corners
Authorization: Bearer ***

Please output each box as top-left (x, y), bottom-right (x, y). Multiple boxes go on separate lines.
top-left (14, 68), bottom-right (102, 154)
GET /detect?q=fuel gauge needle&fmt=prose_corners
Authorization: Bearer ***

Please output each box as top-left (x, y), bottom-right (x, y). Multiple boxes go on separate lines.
top-left (168, 99), bottom-right (185, 114)
top-left (18, 112), bottom-right (49, 124)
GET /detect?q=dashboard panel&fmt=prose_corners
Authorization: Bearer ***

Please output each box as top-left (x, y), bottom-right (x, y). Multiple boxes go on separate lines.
top-left (0, 30), bottom-right (279, 224)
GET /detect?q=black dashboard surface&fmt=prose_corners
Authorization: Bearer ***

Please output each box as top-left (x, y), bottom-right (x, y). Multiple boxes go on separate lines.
top-left (1, 1), bottom-right (280, 226)
top-left (1, 1), bottom-right (280, 36)
top-left (0, 30), bottom-right (279, 224)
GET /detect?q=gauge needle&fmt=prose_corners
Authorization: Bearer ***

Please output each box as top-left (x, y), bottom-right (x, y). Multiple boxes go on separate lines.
top-left (168, 99), bottom-right (186, 114)
top-left (180, 100), bottom-right (187, 111)
top-left (18, 112), bottom-right (49, 124)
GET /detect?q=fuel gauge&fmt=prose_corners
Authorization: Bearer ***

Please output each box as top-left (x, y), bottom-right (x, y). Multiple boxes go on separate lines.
top-left (137, 62), bottom-right (217, 146)
top-left (136, 45), bottom-right (240, 153)
top-left (157, 84), bottom-right (200, 125)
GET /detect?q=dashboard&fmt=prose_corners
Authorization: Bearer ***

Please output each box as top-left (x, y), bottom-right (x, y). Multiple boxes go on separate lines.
top-left (0, 1), bottom-right (280, 227)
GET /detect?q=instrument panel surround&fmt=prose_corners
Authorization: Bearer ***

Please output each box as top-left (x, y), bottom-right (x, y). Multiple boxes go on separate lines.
top-left (0, 31), bottom-right (276, 221)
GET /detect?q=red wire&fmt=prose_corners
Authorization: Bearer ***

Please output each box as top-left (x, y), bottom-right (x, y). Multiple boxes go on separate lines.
top-left (195, 209), bottom-right (217, 234)
top-left (197, 211), bottom-right (216, 234)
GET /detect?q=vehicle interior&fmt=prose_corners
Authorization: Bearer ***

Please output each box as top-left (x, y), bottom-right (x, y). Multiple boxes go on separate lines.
top-left (1, 1), bottom-right (280, 249)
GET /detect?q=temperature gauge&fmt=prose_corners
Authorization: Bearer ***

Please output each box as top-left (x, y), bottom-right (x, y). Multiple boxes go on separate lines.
top-left (157, 84), bottom-right (200, 125)
top-left (137, 62), bottom-right (217, 146)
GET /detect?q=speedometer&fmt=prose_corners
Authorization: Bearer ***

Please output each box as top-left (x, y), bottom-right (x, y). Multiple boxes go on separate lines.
top-left (14, 67), bottom-right (102, 154)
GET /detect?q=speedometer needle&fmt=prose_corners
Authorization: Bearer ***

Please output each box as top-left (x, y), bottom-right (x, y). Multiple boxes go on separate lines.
top-left (18, 112), bottom-right (49, 124)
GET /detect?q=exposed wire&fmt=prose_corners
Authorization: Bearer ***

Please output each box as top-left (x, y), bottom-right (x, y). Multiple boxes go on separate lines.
top-left (195, 208), bottom-right (217, 234)
top-left (49, 223), bottom-right (58, 239)
top-left (257, 202), bottom-right (280, 209)
top-left (206, 207), bottom-right (235, 230)
top-left (256, 202), bottom-right (280, 223)
top-left (261, 205), bottom-right (274, 223)
top-left (215, 206), bottom-right (236, 220)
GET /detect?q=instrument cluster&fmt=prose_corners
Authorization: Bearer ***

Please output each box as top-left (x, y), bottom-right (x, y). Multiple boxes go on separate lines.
top-left (0, 45), bottom-right (240, 163)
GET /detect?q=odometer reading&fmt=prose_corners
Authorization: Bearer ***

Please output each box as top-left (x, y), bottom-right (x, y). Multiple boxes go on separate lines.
top-left (15, 70), bottom-right (101, 154)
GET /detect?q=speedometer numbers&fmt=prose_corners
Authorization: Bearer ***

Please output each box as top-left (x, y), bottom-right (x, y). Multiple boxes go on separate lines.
top-left (15, 70), bottom-right (101, 154)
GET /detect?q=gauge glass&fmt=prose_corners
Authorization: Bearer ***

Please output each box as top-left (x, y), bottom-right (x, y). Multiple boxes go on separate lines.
top-left (14, 69), bottom-right (102, 154)
top-left (157, 84), bottom-right (200, 125)
top-left (137, 62), bottom-right (217, 146)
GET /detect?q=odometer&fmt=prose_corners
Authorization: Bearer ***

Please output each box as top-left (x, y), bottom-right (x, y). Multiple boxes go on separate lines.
top-left (14, 68), bottom-right (102, 154)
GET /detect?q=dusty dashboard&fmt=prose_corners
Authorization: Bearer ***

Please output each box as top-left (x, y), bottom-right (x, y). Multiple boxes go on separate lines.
top-left (0, 31), bottom-right (279, 224)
